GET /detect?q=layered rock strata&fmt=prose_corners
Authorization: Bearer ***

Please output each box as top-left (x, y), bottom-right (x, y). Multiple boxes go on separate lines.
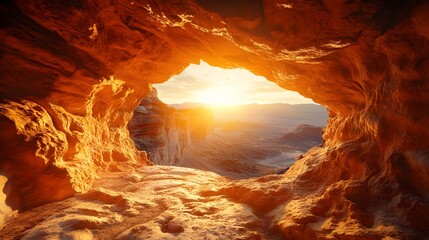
top-left (128, 88), bottom-right (213, 165)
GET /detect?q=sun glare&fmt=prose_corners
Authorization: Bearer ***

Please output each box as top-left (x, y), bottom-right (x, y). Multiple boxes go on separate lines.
top-left (155, 60), bottom-right (315, 106)
top-left (195, 87), bottom-right (239, 105)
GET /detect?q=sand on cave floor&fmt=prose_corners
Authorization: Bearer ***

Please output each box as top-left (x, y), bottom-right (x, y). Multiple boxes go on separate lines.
top-left (0, 166), bottom-right (285, 240)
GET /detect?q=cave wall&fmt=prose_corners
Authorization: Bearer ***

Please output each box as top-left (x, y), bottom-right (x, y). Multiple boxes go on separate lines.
top-left (0, 0), bottom-right (429, 237)
top-left (128, 88), bottom-right (213, 165)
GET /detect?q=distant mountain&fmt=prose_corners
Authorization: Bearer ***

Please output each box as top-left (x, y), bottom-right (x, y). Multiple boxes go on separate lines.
top-left (170, 102), bottom-right (209, 109)
top-left (281, 124), bottom-right (323, 148)
top-left (170, 102), bottom-right (328, 128)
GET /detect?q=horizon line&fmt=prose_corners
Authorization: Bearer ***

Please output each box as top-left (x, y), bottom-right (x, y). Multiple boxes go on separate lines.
top-left (167, 102), bottom-right (322, 106)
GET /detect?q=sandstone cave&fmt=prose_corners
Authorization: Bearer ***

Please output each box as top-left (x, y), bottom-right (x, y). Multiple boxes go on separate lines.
top-left (0, 0), bottom-right (429, 239)
top-left (127, 62), bottom-right (328, 179)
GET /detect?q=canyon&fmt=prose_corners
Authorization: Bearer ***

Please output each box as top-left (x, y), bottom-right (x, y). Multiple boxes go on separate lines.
top-left (128, 89), bottom-right (326, 178)
top-left (0, 0), bottom-right (429, 239)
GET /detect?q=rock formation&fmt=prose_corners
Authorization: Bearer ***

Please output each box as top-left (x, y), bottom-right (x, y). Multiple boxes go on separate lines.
top-left (281, 124), bottom-right (323, 148)
top-left (127, 88), bottom-right (213, 165)
top-left (0, 0), bottom-right (428, 238)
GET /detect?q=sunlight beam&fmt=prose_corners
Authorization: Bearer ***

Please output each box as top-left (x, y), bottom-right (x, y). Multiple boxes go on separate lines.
top-left (155, 60), bottom-right (314, 105)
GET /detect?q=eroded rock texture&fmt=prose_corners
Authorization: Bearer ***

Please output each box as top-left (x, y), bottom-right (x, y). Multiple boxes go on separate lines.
top-left (128, 88), bottom-right (213, 165)
top-left (0, 0), bottom-right (429, 238)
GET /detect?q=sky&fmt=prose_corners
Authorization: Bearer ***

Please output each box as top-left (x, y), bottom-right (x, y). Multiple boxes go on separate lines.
top-left (154, 60), bottom-right (315, 105)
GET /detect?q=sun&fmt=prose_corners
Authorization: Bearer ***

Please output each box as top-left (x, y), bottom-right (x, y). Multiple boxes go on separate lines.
top-left (194, 86), bottom-right (240, 105)
top-left (155, 60), bottom-right (315, 106)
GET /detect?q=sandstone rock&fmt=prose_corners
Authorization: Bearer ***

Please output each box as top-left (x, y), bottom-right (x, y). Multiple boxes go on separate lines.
top-left (164, 218), bottom-right (185, 233)
top-left (127, 88), bottom-right (213, 165)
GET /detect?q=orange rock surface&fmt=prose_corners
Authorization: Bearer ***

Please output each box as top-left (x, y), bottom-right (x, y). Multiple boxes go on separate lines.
top-left (128, 88), bottom-right (213, 165)
top-left (0, 0), bottom-right (428, 238)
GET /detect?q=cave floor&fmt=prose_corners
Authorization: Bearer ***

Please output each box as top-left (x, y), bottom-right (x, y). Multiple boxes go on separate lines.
top-left (0, 166), bottom-right (284, 240)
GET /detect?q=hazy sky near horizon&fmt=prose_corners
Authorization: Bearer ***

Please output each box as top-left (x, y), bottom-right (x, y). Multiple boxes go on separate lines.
top-left (154, 61), bottom-right (316, 105)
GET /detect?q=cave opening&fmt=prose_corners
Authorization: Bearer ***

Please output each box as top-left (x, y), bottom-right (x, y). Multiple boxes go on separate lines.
top-left (128, 60), bottom-right (328, 179)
